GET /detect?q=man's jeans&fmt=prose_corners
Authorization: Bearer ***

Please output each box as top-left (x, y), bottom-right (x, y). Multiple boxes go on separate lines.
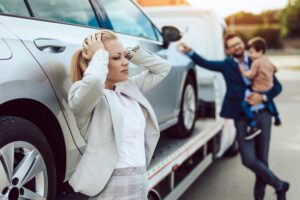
top-left (235, 110), bottom-right (282, 200)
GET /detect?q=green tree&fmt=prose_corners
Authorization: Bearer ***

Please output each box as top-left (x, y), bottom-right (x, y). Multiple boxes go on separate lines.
top-left (225, 10), bottom-right (281, 25)
top-left (251, 27), bottom-right (282, 49)
top-left (281, 0), bottom-right (300, 37)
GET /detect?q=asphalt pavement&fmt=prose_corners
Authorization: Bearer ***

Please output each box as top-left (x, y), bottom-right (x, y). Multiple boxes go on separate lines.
top-left (179, 69), bottom-right (300, 200)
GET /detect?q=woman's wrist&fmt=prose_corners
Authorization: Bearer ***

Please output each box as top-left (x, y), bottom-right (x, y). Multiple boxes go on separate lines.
top-left (85, 49), bottom-right (109, 77)
top-left (125, 46), bottom-right (140, 60)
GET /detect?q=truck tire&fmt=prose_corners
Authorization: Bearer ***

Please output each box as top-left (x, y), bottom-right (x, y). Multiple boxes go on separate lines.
top-left (169, 75), bottom-right (197, 138)
top-left (148, 189), bottom-right (161, 200)
top-left (0, 116), bottom-right (56, 200)
top-left (224, 138), bottom-right (239, 157)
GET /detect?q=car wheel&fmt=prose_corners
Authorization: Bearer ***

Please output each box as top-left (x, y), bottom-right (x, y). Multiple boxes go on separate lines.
top-left (169, 75), bottom-right (197, 138)
top-left (0, 116), bottom-right (56, 200)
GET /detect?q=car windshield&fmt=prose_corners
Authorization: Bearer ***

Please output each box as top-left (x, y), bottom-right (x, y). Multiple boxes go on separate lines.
top-left (100, 0), bottom-right (157, 41)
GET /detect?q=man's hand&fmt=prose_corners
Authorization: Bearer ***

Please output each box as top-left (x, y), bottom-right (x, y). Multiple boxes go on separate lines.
top-left (177, 42), bottom-right (192, 53)
top-left (246, 92), bottom-right (264, 106)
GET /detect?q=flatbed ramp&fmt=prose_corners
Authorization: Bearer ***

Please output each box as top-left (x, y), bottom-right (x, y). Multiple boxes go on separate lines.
top-left (147, 119), bottom-right (224, 200)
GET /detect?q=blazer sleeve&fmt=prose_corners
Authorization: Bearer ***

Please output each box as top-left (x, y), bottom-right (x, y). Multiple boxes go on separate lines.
top-left (129, 47), bottom-right (171, 93)
top-left (266, 75), bottom-right (282, 101)
top-left (68, 49), bottom-right (109, 117)
top-left (188, 50), bottom-right (228, 73)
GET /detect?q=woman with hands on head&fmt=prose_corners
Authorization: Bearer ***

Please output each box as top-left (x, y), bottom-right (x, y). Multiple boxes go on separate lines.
top-left (68, 30), bottom-right (171, 200)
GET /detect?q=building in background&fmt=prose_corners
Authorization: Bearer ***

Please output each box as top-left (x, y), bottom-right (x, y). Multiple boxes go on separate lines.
top-left (136, 0), bottom-right (188, 6)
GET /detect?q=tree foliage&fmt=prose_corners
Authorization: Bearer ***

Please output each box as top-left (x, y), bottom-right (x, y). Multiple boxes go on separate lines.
top-left (225, 10), bottom-right (282, 25)
top-left (251, 27), bottom-right (282, 49)
top-left (281, 0), bottom-right (300, 37)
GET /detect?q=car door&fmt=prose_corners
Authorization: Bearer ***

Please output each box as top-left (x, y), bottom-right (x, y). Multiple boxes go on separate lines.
top-left (98, 0), bottom-right (189, 130)
top-left (0, 0), bottom-right (105, 175)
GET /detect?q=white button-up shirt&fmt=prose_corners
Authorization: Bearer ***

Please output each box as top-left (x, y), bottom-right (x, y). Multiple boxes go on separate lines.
top-left (104, 88), bottom-right (146, 168)
top-left (235, 53), bottom-right (265, 111)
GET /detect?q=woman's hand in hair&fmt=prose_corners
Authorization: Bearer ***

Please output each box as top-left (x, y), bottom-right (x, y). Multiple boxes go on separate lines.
top-left (82, 33), bottom-right (105, 60)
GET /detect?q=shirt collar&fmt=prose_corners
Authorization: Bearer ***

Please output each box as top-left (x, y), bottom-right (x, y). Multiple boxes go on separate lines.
top-left (233, 52), bottom-right (250, 65)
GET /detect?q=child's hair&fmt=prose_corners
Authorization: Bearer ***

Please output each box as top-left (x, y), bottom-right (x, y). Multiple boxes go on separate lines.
top-left (71, 30), bottom-right (117, 82)
top-left (247, 37), bottom-right (267, 54)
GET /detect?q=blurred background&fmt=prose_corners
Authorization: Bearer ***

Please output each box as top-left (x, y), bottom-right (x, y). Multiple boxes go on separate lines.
top-left (136, 1), bottom-right (300, 199)
top-left (137, 0), bottom-right (300, 53)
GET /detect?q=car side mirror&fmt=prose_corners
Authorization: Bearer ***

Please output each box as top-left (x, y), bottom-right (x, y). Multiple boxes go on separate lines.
top-left (161, 26), bottom-right (182, 48)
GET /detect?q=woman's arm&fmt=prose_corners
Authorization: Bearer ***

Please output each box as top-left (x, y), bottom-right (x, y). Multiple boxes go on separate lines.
top-left (129, 47), bottom-right (171, 93)
top-left (68, 49), bottom-right (109, 117)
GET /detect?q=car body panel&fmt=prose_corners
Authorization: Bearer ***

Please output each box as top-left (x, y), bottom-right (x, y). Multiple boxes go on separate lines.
top-left (0, 23), bottom-right (81, 179)
top-left (144, 6), bottom-right (236, 157)
top-left (0, 1), bottom-right (195, 181)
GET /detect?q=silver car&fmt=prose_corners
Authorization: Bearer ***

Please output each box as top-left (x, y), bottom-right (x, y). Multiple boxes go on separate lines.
top-left (0, 0), bottom-right (197, 199)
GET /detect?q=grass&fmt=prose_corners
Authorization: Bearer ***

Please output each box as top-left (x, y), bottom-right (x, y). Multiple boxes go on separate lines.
top-left (283, 66), bottom-right (300, 71)
top-left (267, 49), bottom-right (300, 55)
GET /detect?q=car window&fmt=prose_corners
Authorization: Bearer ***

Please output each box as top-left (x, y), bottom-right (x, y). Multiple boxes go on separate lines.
top-left (100, 0), bottom-right (157, 41)
top-left (154, 27), bottom-right (163, 43)
top-left (0, 0), bottom-right (30, 17)
top-left (28, 0), bottom-right (99, 27)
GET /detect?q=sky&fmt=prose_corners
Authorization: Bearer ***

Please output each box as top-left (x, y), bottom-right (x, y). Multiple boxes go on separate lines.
top-left (187, 0), bottom-right (290, 17)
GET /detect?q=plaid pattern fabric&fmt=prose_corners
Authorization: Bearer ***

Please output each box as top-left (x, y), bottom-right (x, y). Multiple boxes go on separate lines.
top-left (89, 167), bottom-right (148, 200)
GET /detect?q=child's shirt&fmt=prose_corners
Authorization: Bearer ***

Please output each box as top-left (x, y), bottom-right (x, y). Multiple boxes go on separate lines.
top-left (243, 56), bottom-right (277, 92)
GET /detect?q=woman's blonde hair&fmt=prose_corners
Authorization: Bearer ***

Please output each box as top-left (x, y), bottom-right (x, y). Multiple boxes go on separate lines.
top-left (71, 30), bottom-right (117, 82)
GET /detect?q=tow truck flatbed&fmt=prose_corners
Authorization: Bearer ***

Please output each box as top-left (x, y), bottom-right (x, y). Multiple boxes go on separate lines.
top-left (147, 119), bottom-right (224, 200)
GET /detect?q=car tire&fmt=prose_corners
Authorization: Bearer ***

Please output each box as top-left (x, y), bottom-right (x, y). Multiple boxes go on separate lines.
top-left (169, 75), bottom-right (197, 138)
top-left (0, 116), bottom-right (56, 200)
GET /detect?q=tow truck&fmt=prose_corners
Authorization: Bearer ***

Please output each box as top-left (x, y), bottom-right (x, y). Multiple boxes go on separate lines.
top-left (147, 119), bottom-right (225, 200)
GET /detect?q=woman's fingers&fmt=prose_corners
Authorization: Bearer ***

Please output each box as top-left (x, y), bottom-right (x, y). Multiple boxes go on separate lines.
top-left (86, 35), bottom-right (92, 45)
top-left (96, 33), bottom-right (102, 41)
top-left (91, 33), bottom-right (97, 43)
top-left (81, 32), bottom-right (106, 60)
top-left (82, 41), bottom-right (88, 49)
top-left (96, 33), bottom-right (105, 48)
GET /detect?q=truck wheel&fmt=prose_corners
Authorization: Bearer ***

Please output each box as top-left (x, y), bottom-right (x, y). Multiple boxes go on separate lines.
top-left (224, 138), bottom-right (239, 157)
top-left (0, 116), bottom-right (56, 200)
top-left (169, 75), bottom-right (197, 138)
top-left (148, 189), bottom-right (161, 200)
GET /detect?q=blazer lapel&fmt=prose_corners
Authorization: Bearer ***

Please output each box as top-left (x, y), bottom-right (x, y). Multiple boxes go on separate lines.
top-left (103, 94), bottom-right (123, 148)
top-left (114, 81), bottom-right (160, 166)
top-left (116, 80), bottom-right (159, 131)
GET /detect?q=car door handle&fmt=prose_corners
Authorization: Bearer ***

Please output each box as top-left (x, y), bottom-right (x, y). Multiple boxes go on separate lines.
top-left (34, 38), bottom-right (66, 53)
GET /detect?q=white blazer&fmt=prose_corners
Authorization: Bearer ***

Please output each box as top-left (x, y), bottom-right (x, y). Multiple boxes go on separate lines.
top-left (68, 47), bottom-right (171, 196)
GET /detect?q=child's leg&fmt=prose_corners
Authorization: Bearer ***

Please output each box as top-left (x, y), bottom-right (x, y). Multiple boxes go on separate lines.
top-left (241, 100), bottom-right (257, 127)
top-left (267, 101), bottom-right (279, 116)
top-left (265, 101), bottom-right (281, 125)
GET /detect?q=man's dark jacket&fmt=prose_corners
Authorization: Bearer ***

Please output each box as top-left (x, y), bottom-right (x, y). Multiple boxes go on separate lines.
top-left (189, 52), bottom-right (282, 120)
